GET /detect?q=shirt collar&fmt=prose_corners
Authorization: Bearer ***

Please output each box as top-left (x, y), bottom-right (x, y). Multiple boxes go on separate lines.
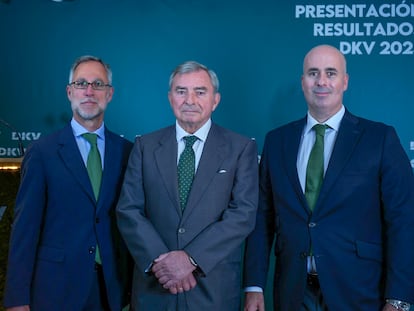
top-left (305, 105), bottom-right (345, 134)
top-left (71, 118), bottom-right (105, 139)
top-left (176, 119), bottom-right (211, 142)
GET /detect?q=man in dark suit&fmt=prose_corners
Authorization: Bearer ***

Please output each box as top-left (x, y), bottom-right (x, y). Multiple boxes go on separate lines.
top-left (243, 45), bottom-right (414, 311)
top-left (116, 61), bottom-right (258, 311)
top-left (4, 55), bottom-right (133, 311)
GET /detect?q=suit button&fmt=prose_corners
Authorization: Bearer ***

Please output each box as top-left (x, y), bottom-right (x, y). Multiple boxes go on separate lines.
top-left (95, 217), bottom-right (100, 223)
top-left (89, 246), bottom-right (95, 254)
top-left (308, 222), bottom-right (316, 228)
top-left (300, 252), bottom-right (307, 259)
top-left (178, 228), bottom-right (186, 234)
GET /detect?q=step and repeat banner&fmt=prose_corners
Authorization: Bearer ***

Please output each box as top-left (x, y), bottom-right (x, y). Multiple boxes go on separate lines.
top-left (0, 0), bottom-right (413, 165)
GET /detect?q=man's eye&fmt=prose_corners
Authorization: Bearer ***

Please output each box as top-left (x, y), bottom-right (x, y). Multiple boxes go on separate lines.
top-left (176, 90), bottom-right (186, 95)
top-left (92, 81), bottom-right (104, 87)
top-left (196, 91), bottom-right (206, 96)
top-left (76, 81), bottom-right (88, 87)
top-left (327, 71), bottom-right (336, 77)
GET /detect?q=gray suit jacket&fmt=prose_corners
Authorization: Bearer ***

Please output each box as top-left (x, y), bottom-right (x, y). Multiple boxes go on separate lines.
top-left (116, 123), bottom-right (258, 311)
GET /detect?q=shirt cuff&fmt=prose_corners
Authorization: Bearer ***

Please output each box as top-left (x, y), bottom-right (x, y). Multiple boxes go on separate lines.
top-left (244, 286), bottom-right (263, 293)
top-left (144, 261), bottom-right (153, 274)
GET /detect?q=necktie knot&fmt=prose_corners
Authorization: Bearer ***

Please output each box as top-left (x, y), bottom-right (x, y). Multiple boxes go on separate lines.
top-left (82, 133), bottom-right (98, 146)
top-left (313, 124), bottom-right (327, 137)
top-left (183, 135), bottom-right (198, 148)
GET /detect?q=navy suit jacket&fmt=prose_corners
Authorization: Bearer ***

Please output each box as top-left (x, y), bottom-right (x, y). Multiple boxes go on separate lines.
top-left (244, 110), bottom-right (414, 311)
top-left (4, 124), bottom-right (133, 310)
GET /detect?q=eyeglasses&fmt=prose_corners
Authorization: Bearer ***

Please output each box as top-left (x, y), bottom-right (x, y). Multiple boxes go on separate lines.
top-left (70, 80), bottom-right (112, 90)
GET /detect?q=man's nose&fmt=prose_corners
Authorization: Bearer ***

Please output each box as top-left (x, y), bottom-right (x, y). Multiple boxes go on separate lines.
top-left (317, 73), bottom-right (328, 86)
top-left (185, 92), bottom-right (196, 104)
top-left (84, 84), bottom-right (95, 95)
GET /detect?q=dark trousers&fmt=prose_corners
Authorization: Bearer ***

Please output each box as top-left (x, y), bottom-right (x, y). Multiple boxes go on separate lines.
top-left (83, 263), bottom-right (111, 311)
top-left (301, 274), bottom-right (329, 311)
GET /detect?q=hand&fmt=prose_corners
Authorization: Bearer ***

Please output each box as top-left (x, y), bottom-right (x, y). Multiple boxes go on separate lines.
top-left (166, 274), bottom-right (197, 294)
top-left (6, 306), bottom-right (30, 311)
top-left (244, 292), bottom-right (265, 311)
top-left (152, 250), bottom-right (197, 291)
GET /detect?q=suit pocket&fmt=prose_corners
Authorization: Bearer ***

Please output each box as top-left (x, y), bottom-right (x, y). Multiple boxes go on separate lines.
top-left (37, 245), bottom-right (65, 262)
top-left (355, 240), bottom-right (383, 263)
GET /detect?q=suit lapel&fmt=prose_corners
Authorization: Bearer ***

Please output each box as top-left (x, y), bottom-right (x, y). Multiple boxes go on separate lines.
top-left (57, 125), bottom-right (95, 202)
top-left (284, 118), bottom-right (310, 214)
top-left (317, 111), bottom-right (361, 213)
top-left (183, 124), bottom-right (226, 220)
top-left (97, 129), bottom-right (121, 212)
top-left (154, 127), bottom-right (182, 215)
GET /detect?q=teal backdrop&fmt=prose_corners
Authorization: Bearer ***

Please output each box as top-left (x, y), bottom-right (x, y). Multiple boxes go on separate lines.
top-left (0, 0), bottom-right (413, 309)
top-left (1, 0), bottom-right (413, 162)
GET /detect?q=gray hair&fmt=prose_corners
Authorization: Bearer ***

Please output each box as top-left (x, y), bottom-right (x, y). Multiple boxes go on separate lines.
top-left (68, 55), bottom-right (112, 84)
top-left (169, 61), bottom-right (219, 93)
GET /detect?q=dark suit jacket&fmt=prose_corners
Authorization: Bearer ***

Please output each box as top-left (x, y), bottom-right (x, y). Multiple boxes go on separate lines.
top-left (116, 123), bottom-right (258, 311)
top-left (244, 110), bottom-right (414, 311)
top-left (4, 124), bottom-right (133, 311)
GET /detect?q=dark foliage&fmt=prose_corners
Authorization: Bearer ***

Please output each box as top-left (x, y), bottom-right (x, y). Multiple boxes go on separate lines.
top-left (0, 170), bottom-right (20, 310)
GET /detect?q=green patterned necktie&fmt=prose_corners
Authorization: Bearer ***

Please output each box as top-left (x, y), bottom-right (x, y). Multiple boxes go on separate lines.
top-left (178, 136), bottom-right (198, 211)
top-left (305, 124), bottom-right (327, 211)
top-left (82, 133), bottom-right (102, 264)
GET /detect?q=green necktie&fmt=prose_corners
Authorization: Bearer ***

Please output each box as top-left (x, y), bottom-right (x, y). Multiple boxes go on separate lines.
top-left (305, 124), bottom-right (327, 211)
top-left (82, 133), bottom-right (102, 199)
top-left (82, 133), bottom-right (102, 264)
top-left (178, 135), bottom-right (198, 211)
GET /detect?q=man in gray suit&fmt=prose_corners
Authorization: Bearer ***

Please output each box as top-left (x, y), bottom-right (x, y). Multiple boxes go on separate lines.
top-left (116, 61), bottom-right (258, 311)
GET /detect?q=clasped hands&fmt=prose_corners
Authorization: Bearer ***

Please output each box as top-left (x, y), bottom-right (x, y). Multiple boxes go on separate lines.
top-left (151, 250), bottom-right (197, 294)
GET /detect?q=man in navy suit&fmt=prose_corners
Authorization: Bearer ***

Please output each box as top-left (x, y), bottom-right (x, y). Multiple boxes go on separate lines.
top-left (4, 55), bottom-right (132, 311)
top-left (243, 45), bottom-right (414, 311)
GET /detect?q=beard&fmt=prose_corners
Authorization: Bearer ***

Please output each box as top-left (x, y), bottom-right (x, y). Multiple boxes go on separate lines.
top-left (73, 104), bottom-right (104, 121)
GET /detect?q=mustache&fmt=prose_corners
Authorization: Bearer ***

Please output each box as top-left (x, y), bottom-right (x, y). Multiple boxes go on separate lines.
top-left (181, 103), bottom-right (201, 112)
top-left (80, 99), bottom-right (99, 104)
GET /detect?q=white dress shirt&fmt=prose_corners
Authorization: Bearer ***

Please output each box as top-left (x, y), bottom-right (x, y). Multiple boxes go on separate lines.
top-left (175, 119), bottom-right (212, 171)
